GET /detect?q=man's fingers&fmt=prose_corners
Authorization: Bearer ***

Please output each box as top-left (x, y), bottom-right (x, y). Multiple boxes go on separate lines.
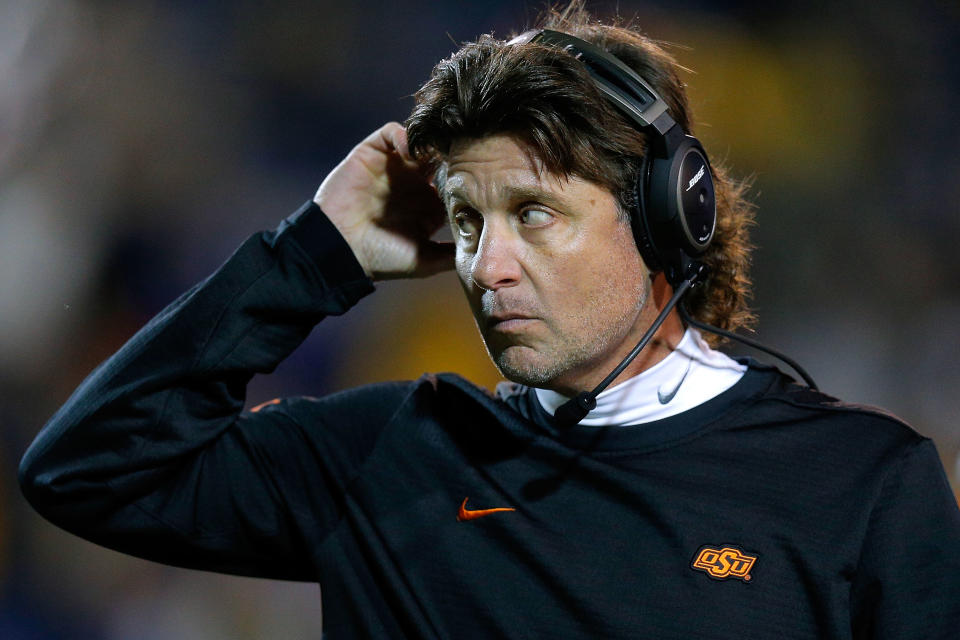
top-left (371, 122), bottom-right (413, 162)
top-left (391, 126), bottom-right (413, 162)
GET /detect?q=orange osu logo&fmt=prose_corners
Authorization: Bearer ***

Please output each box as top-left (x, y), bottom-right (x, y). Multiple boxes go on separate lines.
top-left (691, 545), bottom-right (758, 582)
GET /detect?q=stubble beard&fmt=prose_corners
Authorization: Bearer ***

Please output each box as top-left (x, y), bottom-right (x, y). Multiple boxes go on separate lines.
top-left (481, 281), bottom-right (650, 392)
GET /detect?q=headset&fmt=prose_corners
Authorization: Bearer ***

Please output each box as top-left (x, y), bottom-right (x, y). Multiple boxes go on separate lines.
top-left (508, 29), bottom-right (816, 426)
top-left (509, 29), bottom-right (716, 287)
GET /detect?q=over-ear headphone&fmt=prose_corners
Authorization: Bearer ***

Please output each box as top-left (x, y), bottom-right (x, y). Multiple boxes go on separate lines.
top-left (508, 29), bottom-right (716, 287)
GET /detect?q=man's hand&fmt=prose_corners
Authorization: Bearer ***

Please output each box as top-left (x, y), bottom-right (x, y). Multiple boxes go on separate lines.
top-left (314, 122), bottom-right (454, 280)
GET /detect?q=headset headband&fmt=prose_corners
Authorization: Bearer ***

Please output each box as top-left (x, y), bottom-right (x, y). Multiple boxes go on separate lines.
top-left (509, 30), bottom-right (677, 141)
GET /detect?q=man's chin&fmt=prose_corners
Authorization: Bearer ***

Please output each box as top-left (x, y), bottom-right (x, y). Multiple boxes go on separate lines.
top-left (492, 345), bottom-right (562, 389)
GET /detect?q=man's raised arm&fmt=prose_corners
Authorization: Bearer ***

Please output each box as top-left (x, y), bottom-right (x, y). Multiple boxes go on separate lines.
top-left (18, 123), bottom-right (452, 579)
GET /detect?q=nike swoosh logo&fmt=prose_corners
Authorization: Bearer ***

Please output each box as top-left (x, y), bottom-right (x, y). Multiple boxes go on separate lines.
top-left (657, 358), bottom-right (692, 405)
top-left (457, 497), bottom-right (516, 522)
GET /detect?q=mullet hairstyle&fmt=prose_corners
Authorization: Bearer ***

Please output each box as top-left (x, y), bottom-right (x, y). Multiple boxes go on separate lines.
top-left (405, 4), bottom-right (756, 342)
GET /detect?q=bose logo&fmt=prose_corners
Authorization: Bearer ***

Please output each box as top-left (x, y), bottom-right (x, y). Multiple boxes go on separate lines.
top-left (686, 165), bottom-right (705, 191)
top-left (691, 546), bottom-right (757, 582)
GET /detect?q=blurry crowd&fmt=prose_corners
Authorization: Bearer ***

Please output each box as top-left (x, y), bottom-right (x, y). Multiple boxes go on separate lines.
top-left (1, 1), bottom-right (957, 637)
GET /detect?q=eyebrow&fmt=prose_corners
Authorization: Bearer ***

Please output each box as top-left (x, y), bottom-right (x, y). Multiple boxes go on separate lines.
top-left (442, 184), bottom-right (568, 211)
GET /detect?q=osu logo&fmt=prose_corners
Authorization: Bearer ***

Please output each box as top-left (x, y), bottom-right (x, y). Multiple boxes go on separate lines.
top-left (691, 545), bottom-right (757, 582)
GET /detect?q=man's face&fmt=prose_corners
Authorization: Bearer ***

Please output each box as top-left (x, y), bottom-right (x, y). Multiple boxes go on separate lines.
top-left (442, 135), bottom-right (656, 394)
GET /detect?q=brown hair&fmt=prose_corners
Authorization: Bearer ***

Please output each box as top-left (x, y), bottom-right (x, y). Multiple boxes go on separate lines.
top-left (405, 2), bottom-right (755, 341)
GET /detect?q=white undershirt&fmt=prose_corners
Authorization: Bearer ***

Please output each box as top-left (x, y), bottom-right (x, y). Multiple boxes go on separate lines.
top-left (534, 328), bottom-right (746, 426)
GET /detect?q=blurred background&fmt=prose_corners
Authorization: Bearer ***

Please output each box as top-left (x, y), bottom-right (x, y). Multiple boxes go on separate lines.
top-left (1, 0), bottom-right (957, 637)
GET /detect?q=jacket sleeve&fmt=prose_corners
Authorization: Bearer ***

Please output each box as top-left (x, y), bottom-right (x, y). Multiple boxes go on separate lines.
top-left (850, 437), bottom-right (960, 639)
top-left (18, 201), bottom-right (383, 581)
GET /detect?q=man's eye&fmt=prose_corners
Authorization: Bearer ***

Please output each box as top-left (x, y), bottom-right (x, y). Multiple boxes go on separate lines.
top-left (519, 208), bottom-right (553, 227)
top-left (454, 211), bottom-right (481, 238)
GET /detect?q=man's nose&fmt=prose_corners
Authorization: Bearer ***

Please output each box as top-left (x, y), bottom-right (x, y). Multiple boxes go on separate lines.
top-left (470, 222), bottom-right (521, 291)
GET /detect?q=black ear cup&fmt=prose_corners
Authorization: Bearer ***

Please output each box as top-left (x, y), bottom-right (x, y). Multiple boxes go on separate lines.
top-left (645, 136), bottom-right (716, 259)
top-left (632, 136), bottom-right (716, 284)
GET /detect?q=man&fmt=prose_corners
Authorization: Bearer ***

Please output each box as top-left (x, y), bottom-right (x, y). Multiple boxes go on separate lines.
top-left (18, 5), bottom-right (960, 639)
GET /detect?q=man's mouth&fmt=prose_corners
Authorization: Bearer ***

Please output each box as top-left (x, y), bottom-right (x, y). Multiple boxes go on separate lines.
top-left (486, 313), bottom-right (538, 331)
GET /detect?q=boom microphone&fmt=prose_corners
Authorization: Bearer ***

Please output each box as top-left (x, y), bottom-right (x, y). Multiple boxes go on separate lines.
top-left (553, 264), bottom-right (704, 428)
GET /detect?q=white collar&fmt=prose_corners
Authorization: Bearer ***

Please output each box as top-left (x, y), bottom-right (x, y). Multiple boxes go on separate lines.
top-left (534, 328), bottom-right (745, 426)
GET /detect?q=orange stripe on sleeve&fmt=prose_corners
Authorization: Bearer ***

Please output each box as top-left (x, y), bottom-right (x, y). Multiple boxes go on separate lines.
top-left (249, 398), bottom-right (282, 413)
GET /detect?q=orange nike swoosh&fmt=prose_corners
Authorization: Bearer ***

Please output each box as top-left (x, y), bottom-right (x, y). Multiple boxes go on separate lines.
top-left (457, 497), bottom-right (516, 522)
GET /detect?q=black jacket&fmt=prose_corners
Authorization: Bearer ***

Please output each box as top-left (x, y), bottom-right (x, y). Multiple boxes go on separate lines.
top-left (20, 202), bottom-right (960, 639)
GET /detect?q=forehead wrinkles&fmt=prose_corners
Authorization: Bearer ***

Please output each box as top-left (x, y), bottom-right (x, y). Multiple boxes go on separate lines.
top-left (438, 141), bottom-right (569, 209)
